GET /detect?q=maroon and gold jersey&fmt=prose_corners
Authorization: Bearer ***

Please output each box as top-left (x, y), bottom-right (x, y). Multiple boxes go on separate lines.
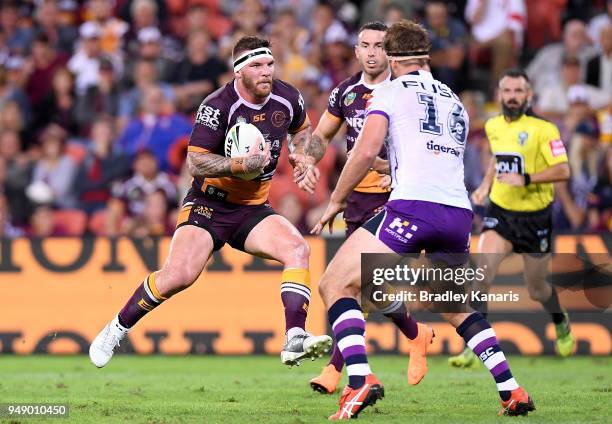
top-left (327, 71), bottom-right (389, 193)
top-left (188, 79), bottom-right (308, 205)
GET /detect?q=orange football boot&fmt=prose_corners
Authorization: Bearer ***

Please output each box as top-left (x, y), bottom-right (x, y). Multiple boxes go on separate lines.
top-left (310, 364), bottom-right (342, 394)
top-left (499, 387), bottom-right (536, 416)
top-left (407, 323), bottom-right (434, 385)
top-left (329, 374), bottom-right (385, 420)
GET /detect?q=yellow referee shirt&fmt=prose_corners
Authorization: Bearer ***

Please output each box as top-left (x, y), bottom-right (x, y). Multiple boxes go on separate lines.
top-left (485, 114), bottom-right (568, 212)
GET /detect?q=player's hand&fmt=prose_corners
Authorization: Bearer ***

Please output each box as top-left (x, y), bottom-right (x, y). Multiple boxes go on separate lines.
top-left (310, 198), bottom-right (346, 235)
top-left (289, 153), bottom-right (316, 181)
top-left (244, 139), bottom-right (270, 174)
top-left (297, 165), bottom-right (320, 194)
top-left (497, 172), bottom-right (525, 187)
top-left (379, 174), bottom-right (392, 191)
top-left (470, 185), bottom-right (489, 206)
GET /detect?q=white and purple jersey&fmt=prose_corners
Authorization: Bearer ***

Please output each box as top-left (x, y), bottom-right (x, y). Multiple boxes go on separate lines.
top-left (367, 70), bottom-right (471, 211)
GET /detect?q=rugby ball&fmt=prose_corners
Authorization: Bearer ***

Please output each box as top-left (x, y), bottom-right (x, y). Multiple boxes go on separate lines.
top-left (224, 122), bottom-right (265, 180)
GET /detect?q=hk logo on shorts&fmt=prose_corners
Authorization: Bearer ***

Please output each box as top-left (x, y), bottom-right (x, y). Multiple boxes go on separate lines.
top-left (386, 217), bottom-right (418, 242)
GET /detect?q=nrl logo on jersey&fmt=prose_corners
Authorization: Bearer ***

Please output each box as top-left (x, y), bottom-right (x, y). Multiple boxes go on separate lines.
top-left (518, 131), bottom-right (529, 146)
top-left (344, 92), bottom-right (357, 106)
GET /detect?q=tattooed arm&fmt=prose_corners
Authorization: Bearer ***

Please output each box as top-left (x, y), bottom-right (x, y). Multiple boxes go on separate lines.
top-left (187, 148), bottom-right (270, 178)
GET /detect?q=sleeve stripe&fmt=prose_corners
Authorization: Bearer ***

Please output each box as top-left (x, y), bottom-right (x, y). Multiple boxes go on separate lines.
top-left (187, 146), bottom-right (210, 154)
top-left (366, 110), bottom-right (389, 120)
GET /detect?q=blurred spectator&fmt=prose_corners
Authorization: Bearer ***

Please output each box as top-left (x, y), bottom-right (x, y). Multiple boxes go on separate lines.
top-left (25, 34), bottom-right (69, 110)
top-left (359, 0), bottom-right (413, 27)
top-left (75, 57), bottom-right (121, 130)
top-left (268, 13), bottom-right (311, 90)
top-left (122, 0), bottom-right (165, 42)
top-left (536, 55), bottom-right (611, 121)
top-left (87, 0), bottom-right (129, 57)
top-left (0, 1), bottom-right (33, 55)
top-left (465, 0), bottom-right (526, 88)
top-left (124, 188), bottom-right (173, 237)
top-left (177, 3), bottom-right (231, 41)
top-left (555, 120), bottom-right (602, 230)
top-left (118, 59), bottom-right (174, 122)
top-left (383, 2), bottom-right (407, 25)
top-left (29, 124), bottom-right (77, 209)
top-left (527, 20), bottom-right (596, 94)
top-left (0, 100), bottom-right (29, 146)
top-left (0, 64), bottom-right (30, 126)
top-left (524, 0), bottom-right (565, 52)
top-left (33, 0), bottom-right (78, 55)
top-left (0, 129), bottom-right (31, 225)
top-left (33, 67), bottom-right (79, 136)
top-left (117, 86), bottom-right (191, 171)
top-left (585, 24), bottom-right (612, 93)
top-left (73, 118), bottom-right (130, 214)
top-left (597, 102), bottom-right (612, 144)
top-left (173, 30), bottom-right (229, 113)
top-left (123, 27), bottom-right (175, 87)
top-left (68, 22), bottom-right (122, 95)
top-left (423, 0), bottom-right (468, 93)
top-left (0, 192), bottom-right (24, 238)
top-left (106, 149), bottom-right (176, 235)
top-left (587, 145), bottom-right (612, 231)
top-left (587, 0), bottom-right (612, 50)
top-left (309, 3), bottom-right (350, 49)
top-left (27, 205), bottom-right (59, 237)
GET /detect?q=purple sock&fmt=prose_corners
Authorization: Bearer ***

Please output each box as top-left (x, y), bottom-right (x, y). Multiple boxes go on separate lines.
top-left (328, 342), bottom-right (345, 372)
top-left (383, 303), bottom-right (418, 340)
top-left (118, 273), bottom-right (167, 328)
top-left (280, 269), bottom-right (311, 332)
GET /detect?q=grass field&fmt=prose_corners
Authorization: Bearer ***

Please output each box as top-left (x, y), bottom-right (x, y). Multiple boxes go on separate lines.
top-left (0, 355), bottom-right (610, 423)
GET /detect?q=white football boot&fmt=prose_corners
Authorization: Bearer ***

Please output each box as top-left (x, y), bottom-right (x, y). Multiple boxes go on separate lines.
top-left (89, 316), bottom-right (129, 368)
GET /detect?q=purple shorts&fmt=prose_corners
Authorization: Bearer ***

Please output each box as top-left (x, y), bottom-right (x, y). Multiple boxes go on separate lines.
top-left (363, 199), bottom-right (473, 254)
top-left (344, 191), bottom-right (390, 237)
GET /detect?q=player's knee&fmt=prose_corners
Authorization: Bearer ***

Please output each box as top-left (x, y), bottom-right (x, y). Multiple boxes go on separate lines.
top-left (527, 285), bottom-right (548, 302)
top-left (158, 265), bottom-right (199, 294)
top-left (279, 236), bottom-right (310, 266)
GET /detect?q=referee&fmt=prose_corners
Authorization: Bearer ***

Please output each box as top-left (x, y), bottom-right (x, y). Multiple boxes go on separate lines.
top-left (450, 69), bottom-right (575, 367)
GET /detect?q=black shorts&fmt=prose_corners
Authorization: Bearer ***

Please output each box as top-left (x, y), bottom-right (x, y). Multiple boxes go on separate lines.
top-left (482, 202), bottom-right (552, 254)
top-left (176, 189), bottom-right (276, 252)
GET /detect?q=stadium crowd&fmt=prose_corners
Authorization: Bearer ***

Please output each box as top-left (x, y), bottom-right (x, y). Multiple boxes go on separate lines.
top-left (0, 0), bottom-right (610, 238)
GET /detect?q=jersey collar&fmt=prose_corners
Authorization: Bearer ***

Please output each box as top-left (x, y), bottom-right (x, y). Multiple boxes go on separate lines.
top-left (233, 79), bottom-right (271, 110)
top-left (359, 71), bottom-right (391, 89)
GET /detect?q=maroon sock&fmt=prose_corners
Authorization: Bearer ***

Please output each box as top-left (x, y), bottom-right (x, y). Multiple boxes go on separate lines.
top-left (280, 269), bottom-right (311, 332)
top-left (328, 341), bottom-right (345, 372)
top-left (383, 303), bottom-right (418, 340)
top-left (118, 273), bottom-right (167, 328)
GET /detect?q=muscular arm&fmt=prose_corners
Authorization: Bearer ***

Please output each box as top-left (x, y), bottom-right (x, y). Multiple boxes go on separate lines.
top-left (186, 151), bottom-right (268, 178)
top-left (531, 162), bottom-right (570, 184)
top-left (331, 114), bottom-right (388, 204)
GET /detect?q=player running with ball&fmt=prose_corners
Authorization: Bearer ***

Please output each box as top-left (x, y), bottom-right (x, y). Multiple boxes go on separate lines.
top-left (89, 36), bottom-right (331, 369)
top-left (311, 21), bottom-right (535, 419)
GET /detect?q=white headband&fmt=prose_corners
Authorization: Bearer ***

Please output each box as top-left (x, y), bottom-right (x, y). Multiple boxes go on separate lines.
top-left (233, 47), bottom-right (274, 72)
top-left (386, 50), bottom-right (430, 62)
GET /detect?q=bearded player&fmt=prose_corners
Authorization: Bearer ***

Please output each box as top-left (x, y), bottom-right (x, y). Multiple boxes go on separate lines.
top-left (312, 21), bottom-right (534, 419)
top-left (301, 22), bottom-right (433, 395)
top-left (89, 36), bottom-right (331, 368)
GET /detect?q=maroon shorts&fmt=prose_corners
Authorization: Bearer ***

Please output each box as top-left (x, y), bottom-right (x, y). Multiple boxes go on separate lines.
top-left (176, 189), bottom-right (276, 251)
top-left (344, 191), bottom-right (390, 237)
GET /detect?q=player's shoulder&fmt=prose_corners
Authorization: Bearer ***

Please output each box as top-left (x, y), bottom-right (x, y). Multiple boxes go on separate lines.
top-left (485, 114), bottom-right (505, 131)
top-left (199, 81), bottom-right (236, 110)
top-left (523, 111), bottom-right (560, 133)
top-left (335, 72), bottom-right (363, 95)
top-left (271, 78), bottom-right (302, 100)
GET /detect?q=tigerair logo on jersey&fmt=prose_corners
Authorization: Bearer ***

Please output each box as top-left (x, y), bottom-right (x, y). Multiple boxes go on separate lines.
top-left (495, 153), bottom-right (525, 174)
top-left (426, 140), bottom-right (461, 157)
